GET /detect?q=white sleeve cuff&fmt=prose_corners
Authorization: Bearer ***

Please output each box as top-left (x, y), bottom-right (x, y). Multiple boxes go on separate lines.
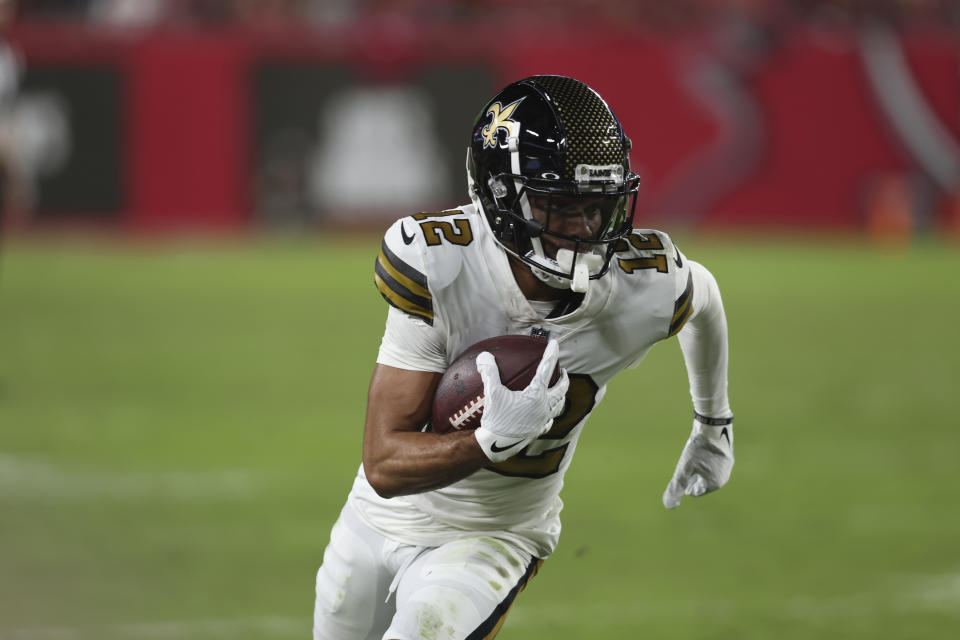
top-left (376, 306), bottom-right (447, 373)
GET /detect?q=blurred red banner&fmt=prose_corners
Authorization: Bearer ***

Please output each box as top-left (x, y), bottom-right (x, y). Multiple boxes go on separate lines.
top-left (9, 22), bottom-right (959, 232)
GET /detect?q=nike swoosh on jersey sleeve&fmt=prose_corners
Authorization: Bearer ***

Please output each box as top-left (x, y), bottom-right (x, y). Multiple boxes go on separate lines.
top-left (668, 270), bottom-right (694, 337)
top-left (374, 238), bottom-right (434, 324)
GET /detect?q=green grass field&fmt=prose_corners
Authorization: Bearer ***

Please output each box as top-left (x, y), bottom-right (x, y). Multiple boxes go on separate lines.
top-left (1, 234), bottom-right (958, 639)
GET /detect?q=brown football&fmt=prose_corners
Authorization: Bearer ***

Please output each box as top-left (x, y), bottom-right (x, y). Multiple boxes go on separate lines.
top-left (431, 335), bottom-right (559, 434)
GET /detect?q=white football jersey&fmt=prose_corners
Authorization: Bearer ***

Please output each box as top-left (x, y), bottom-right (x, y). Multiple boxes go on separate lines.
top-left (349, 204), bottom-right (696, 558)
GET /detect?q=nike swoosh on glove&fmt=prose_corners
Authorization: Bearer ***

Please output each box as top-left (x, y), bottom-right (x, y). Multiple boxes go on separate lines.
top-left (662, 420), bottom-right (734, 509)
top-left (474, 339), bottom-right (570, 463)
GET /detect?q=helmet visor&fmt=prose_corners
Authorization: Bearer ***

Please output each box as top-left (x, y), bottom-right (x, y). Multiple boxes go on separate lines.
top-left (483, 170), bottom-right (640, 283)
top-left (519, 185), bottom-right (638, 283)
top-left (523, 179), bottom-right (637, 251)
top-left (526, 192), bottom-right (634, 246)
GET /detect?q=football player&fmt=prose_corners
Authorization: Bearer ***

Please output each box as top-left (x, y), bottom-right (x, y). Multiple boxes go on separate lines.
top-left (314, 75), bottom-right (733, 640)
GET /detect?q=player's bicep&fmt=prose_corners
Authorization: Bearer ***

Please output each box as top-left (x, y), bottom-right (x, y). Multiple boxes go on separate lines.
top-left (361, 364), bottom-right (444, 490)
top-left (365, 364), bottom-right (442, 436)
top-left (367, 306), bottom-right (446, 448)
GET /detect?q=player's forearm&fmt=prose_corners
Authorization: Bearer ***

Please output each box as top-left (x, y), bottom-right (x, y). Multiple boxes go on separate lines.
top-left (678, 262), bottom-right (732, 418)
top-left (363, 429), bottom-right (488, 498)
top-left (362, 363), bottom-right (485, 498)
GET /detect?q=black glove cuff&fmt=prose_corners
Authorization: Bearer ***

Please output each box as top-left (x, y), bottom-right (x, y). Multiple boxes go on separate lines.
top-left (693, 411), bottom-right (733, 426)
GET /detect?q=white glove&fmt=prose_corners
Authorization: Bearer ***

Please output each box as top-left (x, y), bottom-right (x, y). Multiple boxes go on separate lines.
top-left (662, 418), bottom-right (734, 509)
top-left (474, 339), bottom-right (570, 463)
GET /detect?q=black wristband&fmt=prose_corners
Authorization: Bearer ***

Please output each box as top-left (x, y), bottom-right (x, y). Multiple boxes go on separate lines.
top-left (694, 411), bottom-right (733, 426)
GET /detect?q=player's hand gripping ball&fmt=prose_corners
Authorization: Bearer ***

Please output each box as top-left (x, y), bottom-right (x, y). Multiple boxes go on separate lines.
top-left (431, 335), bottom-right (562, 435)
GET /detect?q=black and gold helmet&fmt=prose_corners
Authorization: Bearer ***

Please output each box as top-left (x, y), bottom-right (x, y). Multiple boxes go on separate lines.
top-left (467, 75), bottom-right (640, 291)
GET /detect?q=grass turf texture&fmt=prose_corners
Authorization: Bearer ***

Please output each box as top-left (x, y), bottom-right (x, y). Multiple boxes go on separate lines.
top-left (0, 235), bottom-right (958, 639)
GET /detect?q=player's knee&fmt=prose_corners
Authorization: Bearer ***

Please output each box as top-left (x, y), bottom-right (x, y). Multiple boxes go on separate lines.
top-left (390, 587), bottom-right (482, 640)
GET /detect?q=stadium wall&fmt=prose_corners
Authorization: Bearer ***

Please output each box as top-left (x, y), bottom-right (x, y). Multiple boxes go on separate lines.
top-left (9, 22), bottom-right (960, 232)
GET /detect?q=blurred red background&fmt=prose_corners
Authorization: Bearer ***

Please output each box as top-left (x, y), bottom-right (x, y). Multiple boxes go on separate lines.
top-left (2, 0), bottom-right (958, 234)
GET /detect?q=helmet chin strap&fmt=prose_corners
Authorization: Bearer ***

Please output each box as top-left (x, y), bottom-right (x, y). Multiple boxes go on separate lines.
top-left (525, 248), bottom-right (604, 293)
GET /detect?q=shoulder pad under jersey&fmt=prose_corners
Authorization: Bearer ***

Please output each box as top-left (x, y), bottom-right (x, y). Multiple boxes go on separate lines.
top-left (373, 208), bottom-right (476, 324)
top-left (407, 208), bottom-right (473, 291)
top-left (374, 216), bottom-right (434, 325)
top-left (617, 229), bottom-right (693, 337)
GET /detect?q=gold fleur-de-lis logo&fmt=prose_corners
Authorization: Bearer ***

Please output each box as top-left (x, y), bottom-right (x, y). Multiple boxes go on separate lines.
top-left (481, 98), bottom-right (524, 149)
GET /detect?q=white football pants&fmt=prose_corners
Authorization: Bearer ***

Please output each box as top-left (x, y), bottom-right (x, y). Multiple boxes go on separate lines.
top-left (313, 502), bottom-right (541, 640)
